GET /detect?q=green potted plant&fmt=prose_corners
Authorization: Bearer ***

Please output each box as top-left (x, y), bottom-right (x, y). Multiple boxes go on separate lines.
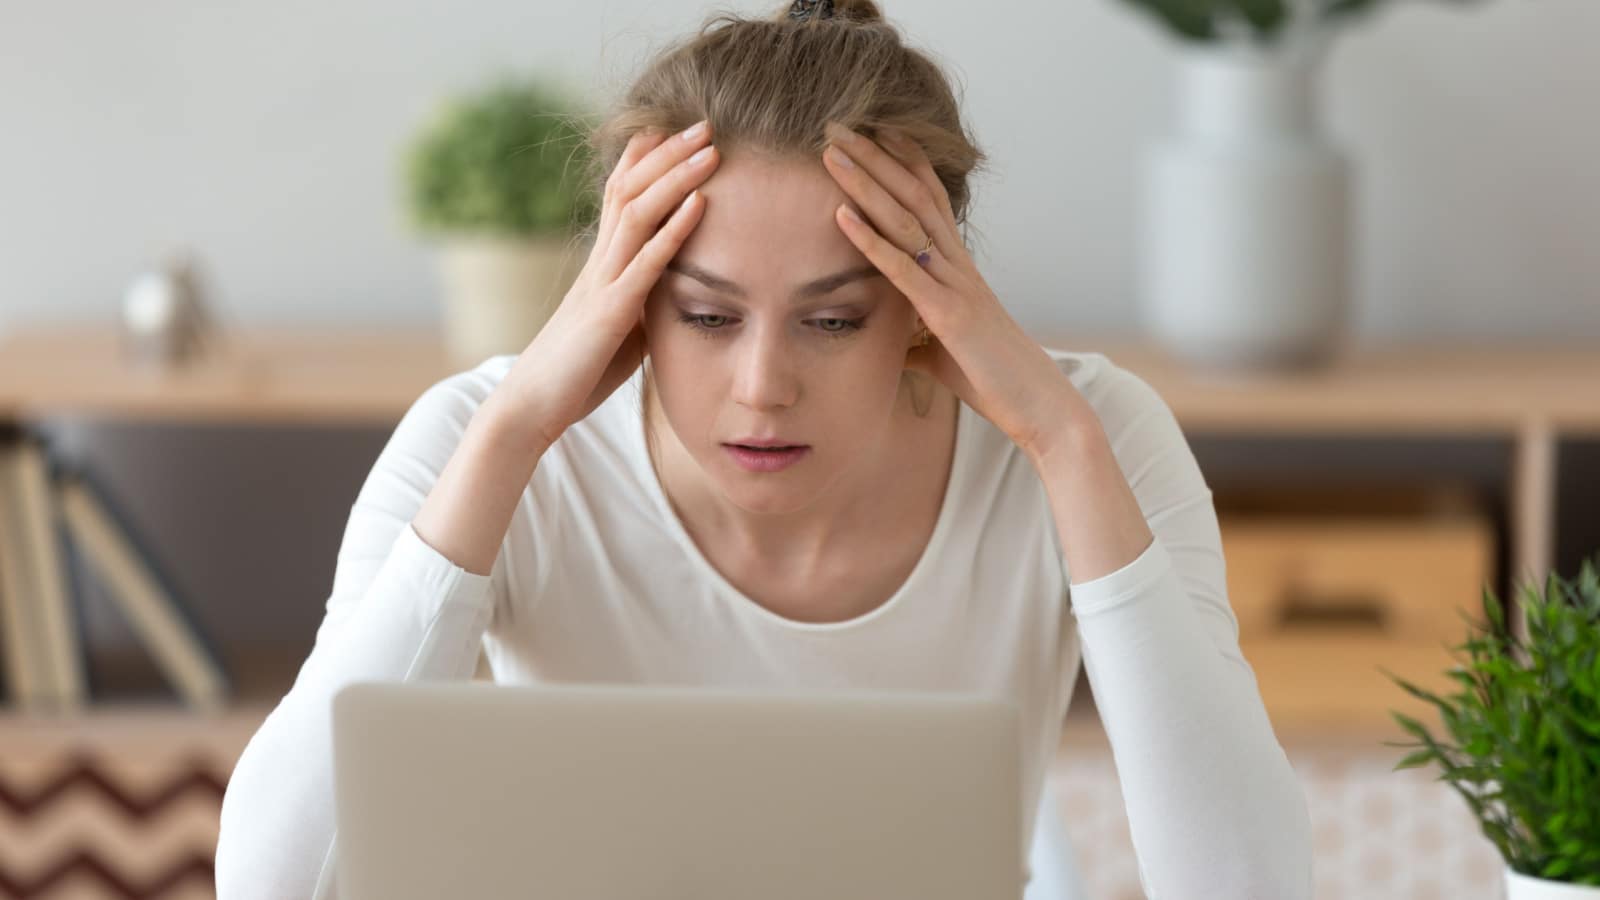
top-left (1117, 0), bottom-right (1485, 47)
top-left (402, 72), bottom-right (600, 367)
top-left (1384, 555), bottom-right (1600, 898)
top-left (1116, 0), bottom-right (1489, 373)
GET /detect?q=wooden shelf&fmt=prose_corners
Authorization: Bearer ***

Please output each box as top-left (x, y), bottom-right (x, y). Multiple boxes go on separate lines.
top-left (1, 325), bottom-right (1596, 734)
top-left (1034, 332), bottom-right (1599, 606)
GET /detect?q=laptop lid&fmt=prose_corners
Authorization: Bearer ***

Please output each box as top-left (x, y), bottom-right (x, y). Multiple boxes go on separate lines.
top-left (332, 681), bottom-right (1022, 900)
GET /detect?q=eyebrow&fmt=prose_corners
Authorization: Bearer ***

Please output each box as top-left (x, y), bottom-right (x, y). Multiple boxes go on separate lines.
top-left (665, 260), bottom-right (883, 301)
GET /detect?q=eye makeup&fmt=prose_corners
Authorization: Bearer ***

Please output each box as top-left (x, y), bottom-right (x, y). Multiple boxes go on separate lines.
top-left (674, 312), bottom-right (868, 339)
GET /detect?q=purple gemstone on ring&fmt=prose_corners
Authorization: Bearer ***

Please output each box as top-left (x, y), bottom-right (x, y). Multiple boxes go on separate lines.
top-left (916, 249), bottom-right (932, 267)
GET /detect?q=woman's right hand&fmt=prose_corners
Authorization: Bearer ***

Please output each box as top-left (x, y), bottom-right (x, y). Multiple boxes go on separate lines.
top-left (490, 119), bottom-right (720, 451)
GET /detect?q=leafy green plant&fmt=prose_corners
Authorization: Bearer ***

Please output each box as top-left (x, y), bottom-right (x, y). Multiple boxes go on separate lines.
top-left (1384, 554), bottom-right (1600, 885)
top-left (1118, 0), bottom-right (1489, 47)
top-left (403, 74), bottom-right (599, 237)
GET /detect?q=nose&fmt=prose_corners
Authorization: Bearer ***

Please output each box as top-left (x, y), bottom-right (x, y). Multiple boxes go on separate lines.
top-left (731, 324), bottom-right (799, 412)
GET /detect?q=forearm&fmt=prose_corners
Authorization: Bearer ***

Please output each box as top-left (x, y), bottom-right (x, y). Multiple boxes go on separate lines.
top-left (1029, 412), bottom-right (1154, 586)
top-left (1069, 543), bottom-right (1314, 898)
top-left (1033, 416), bottom-right (1312, 897)
top-left (412, 392), bottom-right (550, 576)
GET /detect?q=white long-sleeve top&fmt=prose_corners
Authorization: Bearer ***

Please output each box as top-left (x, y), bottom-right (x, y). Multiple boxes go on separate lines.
top-left (215, 345), bottom-right (1313, 899)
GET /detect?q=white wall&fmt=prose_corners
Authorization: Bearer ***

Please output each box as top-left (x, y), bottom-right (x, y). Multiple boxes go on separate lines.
top-left (3, 0), bottom-right (1596, 339)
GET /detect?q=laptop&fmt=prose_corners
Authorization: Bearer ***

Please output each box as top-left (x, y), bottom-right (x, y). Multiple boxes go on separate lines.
top-left (331, 681), bottom-right (1023, 900)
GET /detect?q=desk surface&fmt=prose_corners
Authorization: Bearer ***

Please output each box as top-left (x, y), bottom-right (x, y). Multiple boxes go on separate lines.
top-left (2, 323), bottom-right (1597, 433)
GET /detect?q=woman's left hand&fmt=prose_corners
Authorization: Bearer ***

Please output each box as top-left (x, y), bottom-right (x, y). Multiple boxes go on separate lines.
top-left (821, 121), bottom-right (1091, 463)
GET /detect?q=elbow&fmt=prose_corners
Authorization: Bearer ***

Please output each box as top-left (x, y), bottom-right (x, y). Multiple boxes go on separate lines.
top-left (1190, 843), bottom-right (1313, 900)
top-left (1194, 770), bottom-right (1315, 899)
top-left (1230, 742), bottom-right (1315, 900)
top-left (215, 749), bottom-right (287, 900)
top-left (214, 771), bottom-right (261, 900)
top-left (214, 722), bottom-right (330, 900)
top-left (1242, 776), bottom-right (1315, 900)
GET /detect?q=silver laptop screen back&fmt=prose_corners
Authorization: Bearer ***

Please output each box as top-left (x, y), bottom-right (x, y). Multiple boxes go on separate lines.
top-left (332, 681), bottom-right (1022, 900)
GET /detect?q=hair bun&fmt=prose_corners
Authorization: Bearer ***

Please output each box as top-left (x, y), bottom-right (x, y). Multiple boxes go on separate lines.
top-left (785, 0), bottom-right (883, 24)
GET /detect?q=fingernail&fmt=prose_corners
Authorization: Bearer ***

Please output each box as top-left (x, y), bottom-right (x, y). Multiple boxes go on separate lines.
top-left (690, 145), bottom-right (714, 164)
top-left (682, 119), bottom-right (708, 141)
top-left (826, 145), bottom-right (854, 169)
top-left (840, 205), bottom-right (862, 224)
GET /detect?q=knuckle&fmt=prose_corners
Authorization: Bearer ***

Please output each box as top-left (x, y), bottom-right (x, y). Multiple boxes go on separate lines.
top-left (892, 252), bottom-right (918, 282)
top-left (607, 171), bottom-right (634, 202)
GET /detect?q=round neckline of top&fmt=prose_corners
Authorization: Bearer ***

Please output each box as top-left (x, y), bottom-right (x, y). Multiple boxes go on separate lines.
top-left (627, 368), bottom-right (970, 633)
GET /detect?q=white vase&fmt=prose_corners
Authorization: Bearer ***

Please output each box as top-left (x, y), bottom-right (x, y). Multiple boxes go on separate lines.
top-left (1139, 43), bottom-right (1352, 371)
top-left (1506, 867), bottom-right (1600, 899)
top-left (433, 232), bottom-right (587, 369)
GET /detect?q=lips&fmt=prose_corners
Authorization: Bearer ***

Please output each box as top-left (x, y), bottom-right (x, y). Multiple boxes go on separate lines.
top-left (726, 439), bottom-right (807, 449)
top-left (724, 443), bottom-right (811, 472)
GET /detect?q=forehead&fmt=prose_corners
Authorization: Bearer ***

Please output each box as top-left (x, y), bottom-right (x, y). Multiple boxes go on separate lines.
top-left (672, 151), bottom-right (866, 283)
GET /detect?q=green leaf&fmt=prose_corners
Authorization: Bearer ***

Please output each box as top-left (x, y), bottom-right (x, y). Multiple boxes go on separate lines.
top-left (403, 75), bottom-right (600, 236)
top-left (1233, 0), bottom-right (1288, 36)
top-left (1383, 554), bottom-right (1600, 884)
top-left (1395, 749), bottom-right (1436, 770)
top-left (1117, 0), bottom-right (1220, 41)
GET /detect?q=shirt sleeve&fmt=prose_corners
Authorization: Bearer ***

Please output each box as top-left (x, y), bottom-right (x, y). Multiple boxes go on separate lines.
top-left (215, 361), bottom-right (519, 900)
top-left (1065, 361), bottom-right (1315, 899)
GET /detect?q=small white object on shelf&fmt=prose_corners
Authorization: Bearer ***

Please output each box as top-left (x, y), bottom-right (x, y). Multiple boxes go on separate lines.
top-left (121, 248), bottom-right (219, 370)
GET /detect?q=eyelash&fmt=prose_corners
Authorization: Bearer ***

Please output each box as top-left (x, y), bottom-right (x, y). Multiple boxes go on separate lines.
top-left (675, 313), bottom-right (867, 339)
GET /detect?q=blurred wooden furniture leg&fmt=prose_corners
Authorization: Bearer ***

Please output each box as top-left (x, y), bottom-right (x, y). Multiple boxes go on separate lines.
top-left (12, 436), bottom-right (85, 710)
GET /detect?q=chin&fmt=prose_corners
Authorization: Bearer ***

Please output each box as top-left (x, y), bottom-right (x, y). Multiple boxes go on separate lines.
top-left (709, 455), bottom-right (826, 513)
top-left (722, 489), bottom-right (815, 517)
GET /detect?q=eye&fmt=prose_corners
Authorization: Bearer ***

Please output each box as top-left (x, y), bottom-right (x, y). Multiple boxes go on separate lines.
top-left (677, 313), bottom-right (732, 335)
top-left (813, 317), bottom-right (866, 337)
top-left (674, 313), bottom-right (868, 339)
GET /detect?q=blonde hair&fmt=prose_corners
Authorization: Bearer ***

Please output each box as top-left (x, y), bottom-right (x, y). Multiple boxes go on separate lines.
top-left (575, 0), bottom-right (987, 452)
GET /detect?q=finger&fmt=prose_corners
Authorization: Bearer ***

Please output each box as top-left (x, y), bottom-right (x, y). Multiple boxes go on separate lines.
top-left (596, 129), bottom-right (670, 256)
top-left (598, 122), bottom-right (709, 262)
top-left (878, 128), bottom-right (958, 227)
top-left (877, 130), bottom-right (982, 283)
top-left (599, 141), bottom-right (719, 284)
top-left (614, 128), bottom-right (669, 186)
top-left (825, 143), bottom-right (930, 259)
top-left (615, 189), bottom-right (705, 298)
top-left (834, 204), bottom-right (963, 333)
top-left (616, 119), bottom-right (712, 208)
top-left (823, 123), bottom-right (962, 266)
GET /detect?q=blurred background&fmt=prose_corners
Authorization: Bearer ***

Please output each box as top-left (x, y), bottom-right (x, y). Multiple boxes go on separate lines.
top-left (0, 0), bottom-right (1596, 898)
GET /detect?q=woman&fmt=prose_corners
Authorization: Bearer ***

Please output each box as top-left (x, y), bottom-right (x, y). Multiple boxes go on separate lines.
top-left (216, 1), bottom-right (1314, 897)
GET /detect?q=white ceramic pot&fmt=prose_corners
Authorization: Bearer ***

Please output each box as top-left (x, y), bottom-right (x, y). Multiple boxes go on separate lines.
top-left (1139, 44), bottom-right (1351, 372)
top-left (1505, 867), bottom-right (1600, 899)
top-left (433, 232), bottom-right (587, 369)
